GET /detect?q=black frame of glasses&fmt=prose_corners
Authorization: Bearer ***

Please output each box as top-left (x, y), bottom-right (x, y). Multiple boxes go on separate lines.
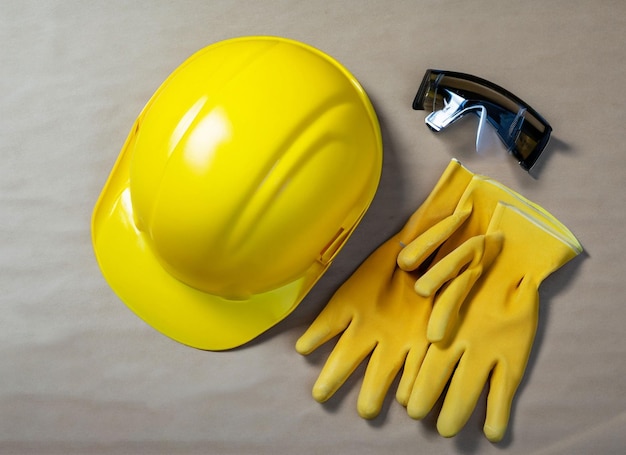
top-left (413, 69), bottom-right (552, 171)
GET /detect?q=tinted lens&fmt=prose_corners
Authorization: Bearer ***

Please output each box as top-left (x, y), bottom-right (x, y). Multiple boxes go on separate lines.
top-left (413, 69), bottom-right (552, 171)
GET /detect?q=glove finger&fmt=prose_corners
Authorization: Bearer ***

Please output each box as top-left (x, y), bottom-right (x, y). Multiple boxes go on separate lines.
top-left (436, 353), bottom-right (491, 438)
top-left (416, 231), bottom-right (502, 298)
top-left (407, 344), bottom-right (461, 420)
top-left (396, 345), bottom-right (428, 407)
top-left (295, 301), bottom-right (352, 355)
top-left (483, 362), bottom-right (517, 443)
top-left (397, 209), bottom-right (471, 271)
top-left (421, 232), bottom-right (503, 342)
top-left (414, 234), bottom-right (485, 297)
top-left (426, 266), bottom-right (481, 342)
top-left (311, 327), bottom-right (375, 403)
top-left (483, 279), bottom-right (538, 442)
top-left (357, 344), bottom-right (406, 419)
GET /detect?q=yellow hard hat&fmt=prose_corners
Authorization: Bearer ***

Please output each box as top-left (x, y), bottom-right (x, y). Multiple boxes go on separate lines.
top-left (91, 36), bottom-right (383, 350)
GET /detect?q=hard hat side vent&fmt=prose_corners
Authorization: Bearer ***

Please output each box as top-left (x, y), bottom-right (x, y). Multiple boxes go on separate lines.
top-left (318, 227), bottom-right (348, 265)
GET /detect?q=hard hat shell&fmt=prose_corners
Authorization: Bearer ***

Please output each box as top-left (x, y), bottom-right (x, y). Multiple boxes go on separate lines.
top-left (91, 36), bottom-right (382, 350)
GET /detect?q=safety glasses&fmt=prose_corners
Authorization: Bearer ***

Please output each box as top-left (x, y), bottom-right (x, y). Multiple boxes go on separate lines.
top-left (413, 69), bottom-right (552, 171)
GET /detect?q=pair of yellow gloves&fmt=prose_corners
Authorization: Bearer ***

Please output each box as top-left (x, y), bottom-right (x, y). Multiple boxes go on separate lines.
top-left (296, 159), bottom-right (582, 442)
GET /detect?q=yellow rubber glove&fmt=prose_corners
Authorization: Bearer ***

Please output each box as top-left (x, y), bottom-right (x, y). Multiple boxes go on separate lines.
top-left (295, 159), bottom-right (476, 419)
top-left (403, 202), bottom-right (582, 442)
top-left (398, 174), bottom-right (581, 343)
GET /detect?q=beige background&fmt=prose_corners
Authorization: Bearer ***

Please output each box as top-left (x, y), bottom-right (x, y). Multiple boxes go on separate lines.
top-left (1, 1), bottom-right (624, 454)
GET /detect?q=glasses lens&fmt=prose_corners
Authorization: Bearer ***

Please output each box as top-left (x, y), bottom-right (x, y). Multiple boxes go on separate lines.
top-left (413, 69), bottom-right (552, 171)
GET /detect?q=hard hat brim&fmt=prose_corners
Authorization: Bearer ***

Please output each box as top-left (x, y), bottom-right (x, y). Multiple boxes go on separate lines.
top-left (91, 134), bottom-right (328, 351)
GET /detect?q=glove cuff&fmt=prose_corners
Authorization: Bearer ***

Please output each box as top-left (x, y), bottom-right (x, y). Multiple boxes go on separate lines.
top-left (398, 159), bottom-right (474, 244)
top-left (489, 202), bottom-right (582, 282)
